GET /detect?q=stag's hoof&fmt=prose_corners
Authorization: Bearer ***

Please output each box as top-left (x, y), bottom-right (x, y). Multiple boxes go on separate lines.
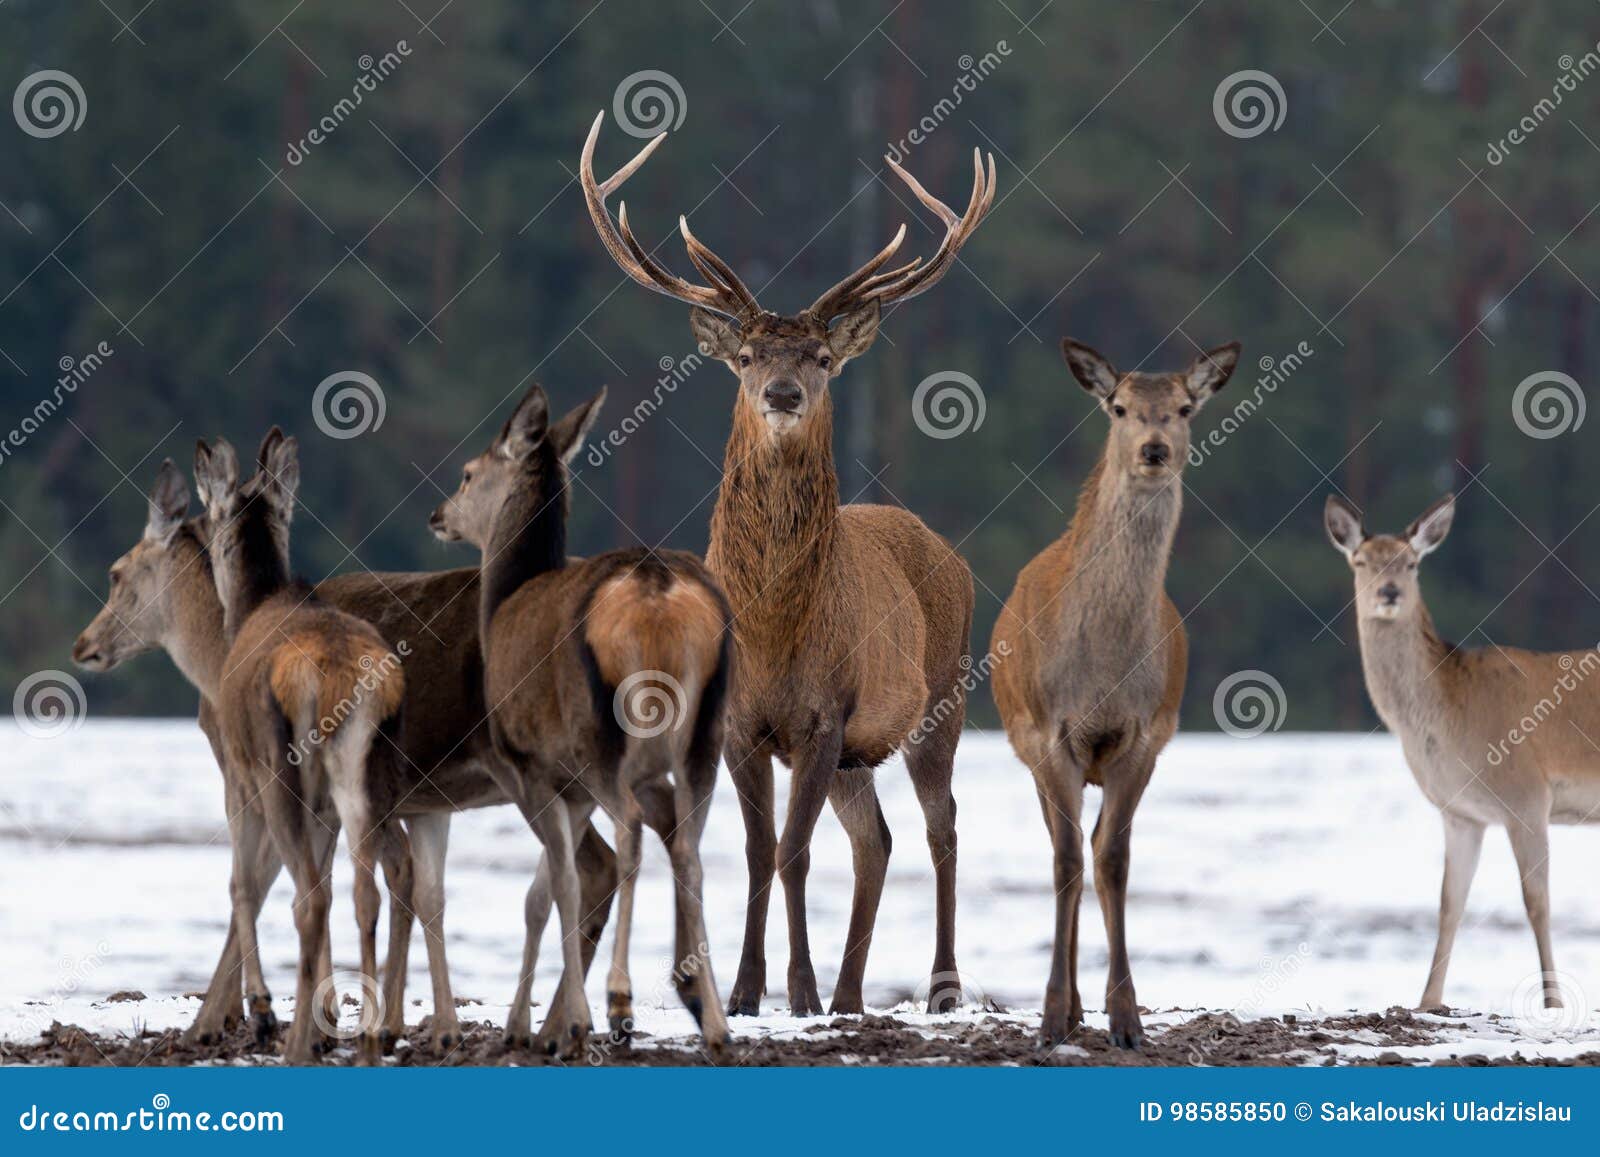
top-left (726, 987), bottom-right (762, 1017)
top-left (829, 992), bottom-right (864, 1016)
top-left (1108, 1010), bottom-right (1145, 1050)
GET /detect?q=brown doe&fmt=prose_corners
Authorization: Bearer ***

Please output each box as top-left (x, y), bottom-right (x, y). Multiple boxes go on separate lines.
top-left (1326, 492), bottom-right (1600, 1013)
top-left (72, 460), bottom-right (619, 1054)
top-left (581, 110), bottom-right (988, 1014)
top-left (431, 384), bottom-right (733, 1058)
top-left (991, 336), bottom-right (1240, 1048)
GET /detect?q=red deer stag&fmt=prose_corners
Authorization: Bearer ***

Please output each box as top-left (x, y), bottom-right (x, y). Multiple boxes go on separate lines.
top-left (73, 462), bottom-right (619, 1054)
top-left (580, 111), bottom-right (989, 1014)
top-left (992, 337), bottom-right (1240, 1048)
top-left (430, 384), bottom-right (733, 1058)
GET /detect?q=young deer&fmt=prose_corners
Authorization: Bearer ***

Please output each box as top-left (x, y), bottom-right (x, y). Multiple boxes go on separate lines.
top-left (73, 462), bottom-right (619, 1054)
top-left (991, 337), bottom-right (1241, 1048)
top-left (1326, 492), bottom-right (1600, 1013)
top-left (581, 111), bottom-right (986, 1017)
top-left (431, 384), bottom-right (733, 1058)
top-left (192, 429), bottom-right (408, 1064)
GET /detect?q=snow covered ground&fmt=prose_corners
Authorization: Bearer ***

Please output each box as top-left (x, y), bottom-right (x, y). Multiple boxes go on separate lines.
top-left (3, 722), bottom-right (1599, 1062)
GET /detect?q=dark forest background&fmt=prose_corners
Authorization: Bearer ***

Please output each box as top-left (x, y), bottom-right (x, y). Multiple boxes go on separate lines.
top-left (5, 0), bottom-right (1600, 730)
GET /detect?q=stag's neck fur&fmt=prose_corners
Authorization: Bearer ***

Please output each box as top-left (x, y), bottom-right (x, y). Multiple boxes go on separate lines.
top-left (166, 525), bottom-right (227, 696)
top-left (1058, 453), bottom-right (1182, 626)
top-left (708, 399), bottom-right (840, 640)
top-left (479, 462), bottom-right (567, 640)
top-left (1355, 602), bottom-right (1456, 734)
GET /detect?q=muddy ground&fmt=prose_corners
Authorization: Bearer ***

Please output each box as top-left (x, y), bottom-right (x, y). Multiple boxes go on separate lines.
top-left (7, 1008), bottom-right (1599, 1067)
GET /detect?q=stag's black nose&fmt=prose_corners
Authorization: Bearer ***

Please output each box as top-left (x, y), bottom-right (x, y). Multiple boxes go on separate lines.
top-left (1378, 582), bottom-right (1401, 603)
top-left (763, 380), bottom-right (803, 413)
top-left (1139, 441), bottom-right (1170, 466)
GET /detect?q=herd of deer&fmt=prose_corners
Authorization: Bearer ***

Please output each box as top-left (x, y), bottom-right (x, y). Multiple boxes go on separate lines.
top-left (65, 112), bottom-right (1600, 1064)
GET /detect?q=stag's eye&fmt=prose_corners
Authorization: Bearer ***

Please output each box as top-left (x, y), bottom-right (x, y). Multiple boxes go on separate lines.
top-left (1178, 404), bottom-right (1193, 418)
top-left (739, 354), bottom-right (752, 368)
top-left (1112, 404), bottom-right (1127, 418)
top-left (818, 354), bottom-right (832, 370)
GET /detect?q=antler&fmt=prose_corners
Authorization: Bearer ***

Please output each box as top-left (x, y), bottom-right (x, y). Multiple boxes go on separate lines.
top-left (580, 111), bottom-right (762, 321)
top-left (807, 147), bottom-right (997, 323)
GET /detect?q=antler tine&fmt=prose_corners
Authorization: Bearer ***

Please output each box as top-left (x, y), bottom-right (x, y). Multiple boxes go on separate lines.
top-left (579, 110), bottom-right (758, 319)
top-left (679, 216), bottom-right (760, 317)
top-left (804, 224), bottom-right (911, 320)
top-left (862, 147), bottom-right (996, 308)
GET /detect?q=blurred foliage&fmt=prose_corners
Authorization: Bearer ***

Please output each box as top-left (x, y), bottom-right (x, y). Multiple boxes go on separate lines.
top-left (5, 0), bottom-right (1600, 730)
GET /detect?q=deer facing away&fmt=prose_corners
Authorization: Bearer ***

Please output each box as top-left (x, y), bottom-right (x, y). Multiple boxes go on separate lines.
top-left (1325, 492), bottom-right (1600, 1012)
top-left (991, 337), bottom-right (1240, 1048)
top-left (580, 110), bottom-right (988, 1015)
top-left (431, 383), bottom-right (733, 1058)
top-left (72, 460), bottom-right (619, 1054)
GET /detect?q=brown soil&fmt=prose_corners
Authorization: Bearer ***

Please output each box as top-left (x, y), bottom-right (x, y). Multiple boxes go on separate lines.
top-left (5, 1008), bottom-right (1598, 1067)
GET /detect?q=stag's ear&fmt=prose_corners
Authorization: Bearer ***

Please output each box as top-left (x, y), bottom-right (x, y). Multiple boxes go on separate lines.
top-left (1060, 338), bottom-right (1121, 399)
top-left (826, 301), bottom-right (881, 373)
top-left (1183, 341), bottom-right (1241, 406)
top-left (259, 432), bottom-right (300, 517)
top-left (193, 438), bottom-right (239, 515)
top-left (144, 459), bottom-right (190, 546)
top-left (1407, 493), bottom-right (1455, 559)
top-left (1324, 495), bottom-right (1365, 560)
top-left (689, 307), bottom-right (742, 370)
top-left (499, 385), bottom-right (551, 461)
top-left (550, 387), bottom-right (607, 466)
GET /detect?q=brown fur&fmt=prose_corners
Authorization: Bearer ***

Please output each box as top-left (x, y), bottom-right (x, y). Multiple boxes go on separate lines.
top-left (264, 622), bottom-right (405, 731)
top-left (584, 572), bottom-right (727, 693)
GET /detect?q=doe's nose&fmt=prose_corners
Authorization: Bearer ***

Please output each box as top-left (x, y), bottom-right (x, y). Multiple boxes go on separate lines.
top-left (71, 635), bottom-right (96, 664)
top-left (1139, 441), bottom-right (1170, 466)
top-left (763, 380), bottom-right (803, 413)
top-left (1378, 582), bottom-right (1401, 603)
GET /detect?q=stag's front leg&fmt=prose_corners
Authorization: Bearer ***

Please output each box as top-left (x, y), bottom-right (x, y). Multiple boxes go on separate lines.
top-left (726, 739), bottom-right (775, 1016)
top-left (777, 725), bottom-right (844, 1017)
top-left (825, 768), bottom-right (890, 1015)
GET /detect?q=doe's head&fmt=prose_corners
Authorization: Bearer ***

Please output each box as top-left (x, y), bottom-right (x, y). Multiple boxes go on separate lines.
top-left (193, 428), bottom-right (300, 613)
top-left (1062, 337), bottom-right (1240, 485)
top-left (1324, 493), bottom-right (1455, 622)
top-left (72, 460), bottom-right (198, 671)
top-left (430, 384), bottom-right (605, 550)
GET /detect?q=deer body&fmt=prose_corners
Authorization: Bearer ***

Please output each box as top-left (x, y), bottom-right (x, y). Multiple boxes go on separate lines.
top-left (1326, 493), bottom-right (1600, 1011)
top-left (992, 337), bottom-right (1239, 1048)
top-left (432, 385), bottom-right (732, 1058)
top-left (579, 111), bottom-right (991, 1015)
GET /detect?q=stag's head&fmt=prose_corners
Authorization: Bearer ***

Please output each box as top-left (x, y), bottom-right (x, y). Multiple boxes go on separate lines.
top-left (430, 384), bottom-right (605, 550)
top-left (1325, 493), bottom-right (1455, 623)
top-left (1061, 338), bottom-right (1240, 488)
top-left (580, 111), bottom-right (995, 445)
top-left (72, 460), bottom-right (201, 671)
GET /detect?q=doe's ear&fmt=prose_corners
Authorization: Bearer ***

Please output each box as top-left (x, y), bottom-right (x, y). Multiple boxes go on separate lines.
top-left (826, 301), bottom-right (881, 373)
top-left (144, 459), bottom-right (190, 546)
top-left (499, 384), bottom-right (551, 461)
top-left (193, 438), bottom-right (239, 515)
top-left (549, 387), bottom-right (608, 466)
top-left (1406, 493), bottom-right (1455, 559)
top-left (260, 432), bottom-right (300, 514)
top-left (1324, 494), bottom-right (1365, 560)
top-left (689, 307), bottom-right (743, 370)
top-left (1060, 338), bottom-right (1121, 399)
top-left (1183, 341), bottom-right (1241, 405)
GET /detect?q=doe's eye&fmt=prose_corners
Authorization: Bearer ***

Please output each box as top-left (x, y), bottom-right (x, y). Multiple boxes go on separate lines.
top-left (1112, 404), bottom-right (1127, 418)
top-left (1178, 404), bottom-right (1194, 418)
